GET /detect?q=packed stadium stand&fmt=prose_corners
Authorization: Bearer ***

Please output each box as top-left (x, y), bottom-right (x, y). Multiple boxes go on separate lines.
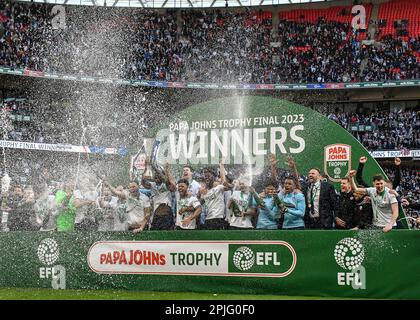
top-left (0, 0), bottom-right (419, 83)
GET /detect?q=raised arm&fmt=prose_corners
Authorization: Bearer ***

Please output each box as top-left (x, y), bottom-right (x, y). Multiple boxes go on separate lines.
top-left (73, 190), bottom-right (95, 208)
top-left (219, 159), bottom-right (226, 184)
top-left (269, 154), bottom-right (279, 187)
top-left (103, 181), bottom-right (126, 199)
top-left (164, 162), bottom-right (177, 192)
top-left (392, 157), bottom-right (401, 189)
top-left (349, 170), bottom-right (367, 194)
top-left (356, 156), bottom-right (370, 187)
top-left (286, 156), bottom-right (301, 190)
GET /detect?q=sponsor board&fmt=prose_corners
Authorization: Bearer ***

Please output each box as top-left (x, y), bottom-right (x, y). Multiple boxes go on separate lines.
top-left (88, 241), bottom-right (297, 278)
top-left (255, 84), bottom-right (274, 90)
top-left (168, 82), bottom-right (186, 88)
top-left (369, 149), bottom-right (420, 158)
top-left (23, 69), bottom-right (44, 77)
top-left (0, 139), bottom-right (127, 156)
top-left (324, 144), bottom-right (351, 182)
top-left (2, 66), bottom-right (420, 90)
top-left (364, 83), bottom-right (379, 87)
top-left (222, 84), bottom-right (238, 89)
top-left (345, 84), bottom-right (362, 88)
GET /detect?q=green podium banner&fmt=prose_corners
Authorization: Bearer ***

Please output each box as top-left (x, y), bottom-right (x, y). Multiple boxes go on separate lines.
top-left (147, 96), bottom-right (408, 227)
top-left (149, 96), bottom-right (392, 186)
top-left (0, 230), bottom-right (419, 299)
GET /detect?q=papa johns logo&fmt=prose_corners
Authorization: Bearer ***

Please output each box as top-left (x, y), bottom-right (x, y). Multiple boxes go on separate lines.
top-left (37, 238), bottom-right (59, 265)
top-left (324, 144), bottom-right (351, 182)
top-left (233, 247), bottom-right (255, 271)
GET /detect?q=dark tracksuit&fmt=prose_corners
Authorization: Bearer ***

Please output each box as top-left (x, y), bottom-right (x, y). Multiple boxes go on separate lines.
top-left (354, 197), bottom-right (373, 229)
top-left (335, 191), bottom-right (357, 230)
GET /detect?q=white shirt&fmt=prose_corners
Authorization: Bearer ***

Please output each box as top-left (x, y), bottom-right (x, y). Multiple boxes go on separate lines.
top-left (224, 190), bottom-right (232, 222)
top-left (229, 190), bottom-right (253, 229)
top-left (97, 196), bottom-right (118, 232)
top-left (175, 193), bottom-right (201, 230)
top-left (366, 187), bottom-right (398, 227)
top-left (73, 189), bottom-right (98, 223)
top-left (35, 194), bottom-right (57, 231)
top-left (307, 181), bottom-right (321, 218)
top-left (187, 179), bottom-right (200, 198)
top-left (114, 198), bottom-right (128, 231)
top-left (202, 184), bottom-right (225, 220)
top-left (150, 182), bottom-right (172, 212)
top-left (124, 190), bottom-right (151, 228)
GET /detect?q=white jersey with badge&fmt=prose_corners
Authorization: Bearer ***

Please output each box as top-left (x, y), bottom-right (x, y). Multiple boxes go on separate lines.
top-left (73, 189), bottom-right (98, 223)
top-left (229, 190), bottom-right (253, 229)
top-left (188, 179), bottom-right (200, 198)
top-left (97, 196), bottom-right (118, 231)
top-left (124, 190), bottom-right (151, 228)
top-left (175, 193), bottom-right (201, 229)
top-left (203, 184), bottom-right (225, 220)
top-left (150, 182), bottom-right (172, 212)
top-left (366, 187), bottom-right (398, 227)
top-left (224, 190), bottom-right (232, 223)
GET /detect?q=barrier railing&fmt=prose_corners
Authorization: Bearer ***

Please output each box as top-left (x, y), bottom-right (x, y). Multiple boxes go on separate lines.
top-left (1, 66), bottom-right (420, 90)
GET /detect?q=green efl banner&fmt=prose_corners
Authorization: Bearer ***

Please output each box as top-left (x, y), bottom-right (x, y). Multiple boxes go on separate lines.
top-left (149, 96), bottom-right (386, 185)
top-left (150, 96), bottom-right (380, 175)
top-left (0, 230), bottom-right (419, 299)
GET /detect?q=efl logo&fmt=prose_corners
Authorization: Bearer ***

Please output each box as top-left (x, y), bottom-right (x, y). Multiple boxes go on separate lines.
top-left (324, 144), bottom-right (351, 182)
top-left (229, 244), bottom-right (296, 277)
top-left (38, 238), bottom-right (66, 289)
top-left (334, 238), bottom-right (366, 290)
top-left (88, 241), bottom-right (297, 278)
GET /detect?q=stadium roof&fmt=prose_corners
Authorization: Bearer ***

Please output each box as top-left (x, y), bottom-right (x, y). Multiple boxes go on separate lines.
top-left (16, 0), bottom-right (328, 9)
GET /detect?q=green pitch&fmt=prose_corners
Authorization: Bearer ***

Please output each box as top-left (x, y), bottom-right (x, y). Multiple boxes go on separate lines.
top-left (0, 288), bottom-right (358, 300)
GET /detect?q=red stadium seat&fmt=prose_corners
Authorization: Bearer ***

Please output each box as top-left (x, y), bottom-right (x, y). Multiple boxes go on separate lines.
top-left (378, 0), bottom-right (420, 39)
top-left (278, 4), bottom-right (372, 26)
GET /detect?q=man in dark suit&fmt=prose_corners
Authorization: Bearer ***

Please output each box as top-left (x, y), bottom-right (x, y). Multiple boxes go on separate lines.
top-left (281, 157), bottom-right (338, 230)
top-left (302, 168), bottom-right (338, 229)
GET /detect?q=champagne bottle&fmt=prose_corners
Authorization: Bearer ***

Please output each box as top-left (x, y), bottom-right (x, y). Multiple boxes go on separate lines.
top-left (274, 195), bottom-right (287, 217)
top-left (231, 199), bottom-right (242, 218)
top-left (251, 191), bottom-right (266, 209)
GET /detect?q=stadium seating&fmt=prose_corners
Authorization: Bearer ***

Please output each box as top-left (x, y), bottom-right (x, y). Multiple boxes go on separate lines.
top-left (279, 4), bottom-right (372, 25)
top-left (377, 0), bottom-right (420, 38)
top-left (0, 1), bottom-right (419, 84)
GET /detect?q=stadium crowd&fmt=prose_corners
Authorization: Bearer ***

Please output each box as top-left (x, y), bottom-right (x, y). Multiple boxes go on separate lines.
top-left (270, 19), bottom-right (363, 84)
top-left (326, 110), bottom-right (420, 150)
top-left (1, 1), bottom-right (419, 84)
top-left (361, 35), bottom-right (420, 82)
top-left (0, 151), bottom-right (419, 232)
top-left (3, 95), bottom-right (419, 154)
